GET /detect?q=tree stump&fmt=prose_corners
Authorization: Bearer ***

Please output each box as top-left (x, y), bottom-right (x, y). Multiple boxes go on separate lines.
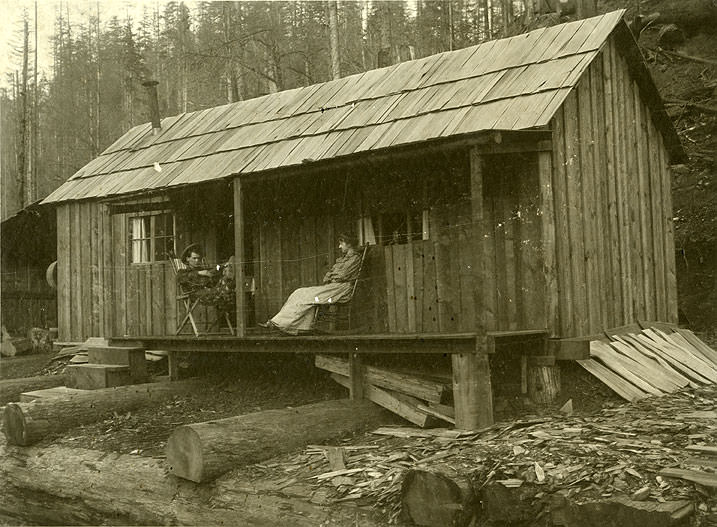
top-left (527, 358), bottom-right (560, 405)
top-left (401, 467), bottom-right (476, 527)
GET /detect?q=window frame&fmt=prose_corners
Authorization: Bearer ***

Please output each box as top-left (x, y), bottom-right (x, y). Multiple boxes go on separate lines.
top-left (127, 210), bottom-right (176, 265)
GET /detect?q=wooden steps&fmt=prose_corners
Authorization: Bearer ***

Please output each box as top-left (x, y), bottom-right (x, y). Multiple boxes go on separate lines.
top-left (578, 327), bottom-right (717, 402)
top-left (64, 341), bottom-right (148, 390)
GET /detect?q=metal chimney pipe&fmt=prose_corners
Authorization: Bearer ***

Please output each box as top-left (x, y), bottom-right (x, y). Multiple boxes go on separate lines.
top-left (142, 80), bottom-right (161, 134)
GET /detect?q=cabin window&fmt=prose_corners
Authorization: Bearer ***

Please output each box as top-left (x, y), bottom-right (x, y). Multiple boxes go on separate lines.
top-left (128, 212), bottom-right (175, 264)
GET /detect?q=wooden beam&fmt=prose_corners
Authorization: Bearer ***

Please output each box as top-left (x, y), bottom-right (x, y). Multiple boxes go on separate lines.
top-left (109, 333), bottom-right (478, 355)
top-left (486, 330), bottom-right (547, 354)
top-left (348, 353), bottom-right (364, 400)
top-left (451, 336), bottom-right (493, 430)
top-left (233, 178), bottom-right (246, 337)
top-left (547, 337), bottom-right (591, 360)
top-left (315, 354), bottom-right (448, 403)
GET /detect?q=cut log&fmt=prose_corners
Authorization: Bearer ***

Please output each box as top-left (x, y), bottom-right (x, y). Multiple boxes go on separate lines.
top-left (166, 398), bottom-right (393, 483)
top-left (2, 379), bottom-right (203, 446)
top-left (527, 360), bottom-right (561, 405)
top-left (0, 375), bottom-right (67, 405)
top-left (0, 443), bottom-right (386, 527)
top-left (330, 372), bottom-right (439, 428)
top-left (315, 354), bottom-right (448, 403)
top-left (401, 467), bottom-right (476, 527)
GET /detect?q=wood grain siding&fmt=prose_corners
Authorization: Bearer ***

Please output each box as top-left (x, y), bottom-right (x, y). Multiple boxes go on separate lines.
top-left (548, 37), bottom-right (677, 337)
top-left (57, 205), bottom-right (72, 341)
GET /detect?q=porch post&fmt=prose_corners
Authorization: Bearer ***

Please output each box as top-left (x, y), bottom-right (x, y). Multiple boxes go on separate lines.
top-left (452, 336), bottom-right (493, 429)
top-left (233, 178), bottom-right (246, 337)
top-left (450, 147), bottom-right (494, 430)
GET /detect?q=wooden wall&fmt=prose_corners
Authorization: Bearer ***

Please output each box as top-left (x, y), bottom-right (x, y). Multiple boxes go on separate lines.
top-left (56, 194), bottom-right (223, 341)
top-left (542, 37), bottom-right (678, 338)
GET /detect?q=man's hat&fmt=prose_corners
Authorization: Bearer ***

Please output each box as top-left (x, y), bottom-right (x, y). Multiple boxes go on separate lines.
top-left (337, 233), bottom-right (358, 247)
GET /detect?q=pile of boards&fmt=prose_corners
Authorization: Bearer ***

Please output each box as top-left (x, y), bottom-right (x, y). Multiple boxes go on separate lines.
top-left (314, 355), bottom-right (453, 428)
top-left (578, 326), bottom-right (717, 401)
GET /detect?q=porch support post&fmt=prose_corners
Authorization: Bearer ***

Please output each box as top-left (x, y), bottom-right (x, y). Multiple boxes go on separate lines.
top-left (348, 353), bottom-right (364, 400)
top-left (233, 178), bottom-right (246, 337)
top-left (538, 151), bottom-right (559, 336)
top-left (452, 336), bottom-right (493, 429)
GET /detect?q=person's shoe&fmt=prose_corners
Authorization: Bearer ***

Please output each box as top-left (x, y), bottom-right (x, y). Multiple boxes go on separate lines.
top-left (258, 320), bottom-right (274, 328)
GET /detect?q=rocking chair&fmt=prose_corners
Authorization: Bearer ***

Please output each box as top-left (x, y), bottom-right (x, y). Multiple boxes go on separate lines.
top-left (169, 251), bottom-right (235, 337)
top-left (311, 244), bottom-right (369, 332)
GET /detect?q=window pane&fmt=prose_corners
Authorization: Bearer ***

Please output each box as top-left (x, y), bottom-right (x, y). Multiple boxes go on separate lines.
top-left (155, 236), bottom-right (174, 261)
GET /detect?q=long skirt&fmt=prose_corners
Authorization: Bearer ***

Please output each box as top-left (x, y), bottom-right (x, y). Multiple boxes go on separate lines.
top-left (270, 282), bottom-right (353, 334)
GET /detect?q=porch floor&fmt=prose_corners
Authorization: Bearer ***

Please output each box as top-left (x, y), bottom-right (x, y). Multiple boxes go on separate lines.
top-left (109, 332), bottom-right (480, 354)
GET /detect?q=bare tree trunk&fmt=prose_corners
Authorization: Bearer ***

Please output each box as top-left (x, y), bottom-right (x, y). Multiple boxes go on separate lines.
top-left (328, 0), bottom-right (341, 80)
top-left (32, 0), bottom-right (38, 202)
top-left (19, 16), bottom-right (29, 207)
top-left (94, 1), bottom-right (100, 156)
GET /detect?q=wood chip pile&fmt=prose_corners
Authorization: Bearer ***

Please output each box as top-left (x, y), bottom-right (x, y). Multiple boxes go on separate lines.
top-left (244, 383), bottom-right (717, 524)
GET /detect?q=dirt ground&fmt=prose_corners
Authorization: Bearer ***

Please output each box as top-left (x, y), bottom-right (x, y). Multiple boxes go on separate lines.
top-left (0, 348), bottom-right (627, 459)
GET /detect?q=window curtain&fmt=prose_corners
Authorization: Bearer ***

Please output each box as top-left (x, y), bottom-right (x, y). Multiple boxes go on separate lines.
top-left (130, 217), bottom-right (149, 263)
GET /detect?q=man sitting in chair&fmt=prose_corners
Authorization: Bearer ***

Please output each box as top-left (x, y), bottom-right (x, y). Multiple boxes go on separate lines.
top-left (177, 244), bottom-right (235, 311)
top-left (260, 233), bottom-right (361, 335)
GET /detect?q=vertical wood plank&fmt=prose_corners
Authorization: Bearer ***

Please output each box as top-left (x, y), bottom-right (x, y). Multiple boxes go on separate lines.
top-left (412, 241), bottom-right (424, 333)
top-left (538, 151), bottom-right (558, 336)
top-left (563, 91), bottom-right (588, 336)
top-left (452, 336), bottom-right (493, 430)
top-left (151, 263), bottom-right (165, 336)
top-left (263, 219), bottom-right (283, 316)
top-left (233, 178), bottom-right (246, 336)
top-left (602, 44), bottom-right (623, 328)
top-left (405, 242), bottom-right (416, 333)
top-left (623, 68), bottom-right (644, 320)
top-left (349, 353), bottom-right (364, 400)
top-left (503, 191), bottom-right (518, 331)
top-left (613, 42), bottom-right (633, 325)
top-left (101, 204), bottom-right (113, 337)
top-left (660, 139), bottom-right (678, 323)
top-left (634, 85), bottom-right (655, 321)
top-left (577, 76), bottom-right (601, 334)
top-left (126, 266), bottom-right (140, 337)
top-left (393, 244), bottom-right (409, 333)
top-left (551, 108), bottom-right (574, 336)
top-left (89, 202), bottom-right (100, 337)
top-left (384, 246), bottom-right (396, 332)
top-left (165, 259), bottom-right (176, 335)
top-left (70, 203), bottom-right (83, 340)
top-left (457, 216), bottom-right (476, 333)
top-left (646, 106), bottom-right (666, 321)
top-left (422, 241), bottom-right (439, 332)
top-left (589, 57), bottom-right (611, 330)
top-left (434, 215), bottom-right (459, 333)
top-left (113, 214), bottom-right (127, 336)
top-left (57, 205), bottom-right (72, 341)
top-left (80, 203), bottom-right (94, 338)
top-left (282, 217), bottom-right (301, 303)
top-left (469, 148), bottom-right (485, 334)
top-left (299, 216), bottom-right (317, 286)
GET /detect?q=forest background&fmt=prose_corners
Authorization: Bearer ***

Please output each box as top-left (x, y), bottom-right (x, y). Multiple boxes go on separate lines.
top-left (0, 0), bottom-right (714, 330)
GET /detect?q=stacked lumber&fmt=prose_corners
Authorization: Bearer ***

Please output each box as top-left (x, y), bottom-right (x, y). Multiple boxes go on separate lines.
top-left (315, 355), bottom-right (453, 428)
top-left (578, 327), bottom-right (717, 401)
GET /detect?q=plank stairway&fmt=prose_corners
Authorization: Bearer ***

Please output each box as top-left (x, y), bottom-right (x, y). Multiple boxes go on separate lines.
top-left (578, 327), bottom-right (717, 402)
top-left (59, 341), bottom-right (148, 391)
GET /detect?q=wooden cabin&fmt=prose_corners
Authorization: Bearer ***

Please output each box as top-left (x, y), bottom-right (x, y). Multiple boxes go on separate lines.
top-left (1, 203), bottom-right (57, 334)
top-left (42, 11), bottom-right (685, 428)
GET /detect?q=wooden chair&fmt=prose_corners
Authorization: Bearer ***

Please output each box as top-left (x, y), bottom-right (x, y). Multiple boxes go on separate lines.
top-left (169, 251), bottom-right (235, 336)
top-left (312, 244), bottom-right (369, 332)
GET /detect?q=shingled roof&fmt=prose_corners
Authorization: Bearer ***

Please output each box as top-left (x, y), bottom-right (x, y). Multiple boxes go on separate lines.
top-left (43, 9), bottom-right (679, 204)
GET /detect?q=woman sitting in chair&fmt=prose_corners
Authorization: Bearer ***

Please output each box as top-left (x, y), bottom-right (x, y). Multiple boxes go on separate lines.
top-left (177, 244), bottom-right (235, 311)
top-left (260, 233), bottom-right (361, 335)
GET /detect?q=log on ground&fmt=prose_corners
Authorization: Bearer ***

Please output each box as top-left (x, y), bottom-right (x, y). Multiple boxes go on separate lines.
top-left (0, 442), bottom-right (385, 527)
top-left (0, 375), bottom-right (67, 405)
top-left (2, 379), bottom-right (203, 446)
top-left (166, 398), bottom-right (393, 483)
